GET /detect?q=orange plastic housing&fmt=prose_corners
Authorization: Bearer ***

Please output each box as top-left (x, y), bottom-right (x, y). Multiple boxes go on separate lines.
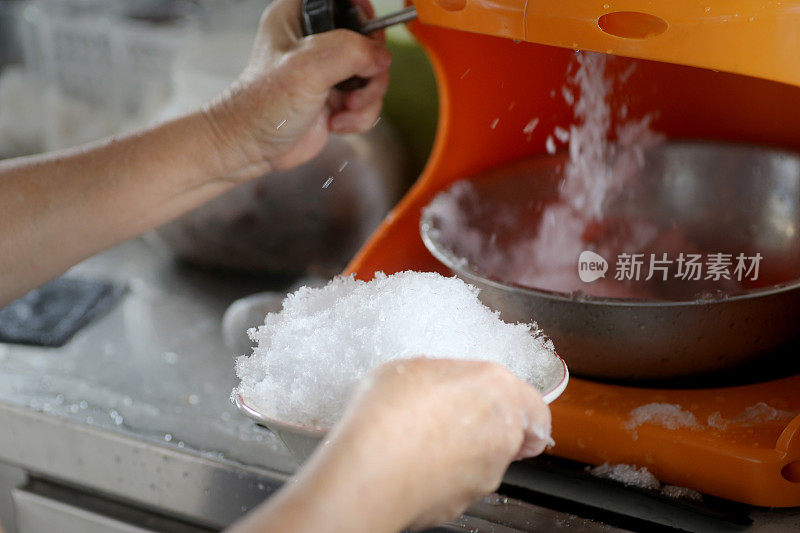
top-left (415, 0), bottom-right (800, 87)
top-left (345, 17), bottom-right (800, 506)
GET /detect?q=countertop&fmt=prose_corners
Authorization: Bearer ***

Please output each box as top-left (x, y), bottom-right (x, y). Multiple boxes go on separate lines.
top-left (0, 238), bottom-right (303, 528)
top-left (1, 238), bottom-right (799, 532)
top-left (0, 238), bottom-right (299, 473)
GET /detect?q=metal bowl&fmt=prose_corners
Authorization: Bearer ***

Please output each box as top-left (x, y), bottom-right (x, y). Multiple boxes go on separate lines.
top-left (235, 356), bottom-right (568, 464)
top-left (421, 141), bottom-right (800, 380)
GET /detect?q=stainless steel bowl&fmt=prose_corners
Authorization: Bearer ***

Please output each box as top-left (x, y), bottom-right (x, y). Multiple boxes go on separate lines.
top-left (421, 141), bottom-right (800, 380)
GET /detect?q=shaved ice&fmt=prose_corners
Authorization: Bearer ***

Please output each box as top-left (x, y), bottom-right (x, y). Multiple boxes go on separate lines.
top-left (234, 271), bottom-right (560, 428)
top-left (625, 403), bottom-right (701, 431)
top-left (588, 463), bottom-right (660, 490)
top-left (589, 463), bottom-right (703, 500)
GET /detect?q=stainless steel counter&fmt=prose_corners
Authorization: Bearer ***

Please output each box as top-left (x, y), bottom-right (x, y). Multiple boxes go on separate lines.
top-left (0, 238), bottom-right (798, 532)
top-left (0, 238), bottom-right (301, 529)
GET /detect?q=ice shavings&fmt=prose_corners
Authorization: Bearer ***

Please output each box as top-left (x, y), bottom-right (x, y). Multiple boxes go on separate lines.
top-left (661, 485), bottom-right (703, 501)
top-left (545, 135), bottom-right (556, 154)
top-left (423, 52), bottom-right (670, 299)
top-left (234, 272), bottom-right (560, 428)
top-left (589, 463), bottom-right (703, 500)
top-left (523, 118), bottom-right (539, 135)
top-left (626, 401), bottom-right (796, 436)
top-left (522, 52), bottom-right (664, 293)
top-left (707, 402), bottom-right (797, 430)
top-left (588, 463), bottom-right (660, 490)
top-left (625, 403), bottom-right (701, 431)
top-left (556, 52), bottom-right (664, 220)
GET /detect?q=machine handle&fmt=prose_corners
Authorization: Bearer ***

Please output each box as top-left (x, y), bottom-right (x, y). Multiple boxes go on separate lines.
top-left (301, 0), bottom-right (418, 91)
top-left (302, 0), bottom-right (370, 91)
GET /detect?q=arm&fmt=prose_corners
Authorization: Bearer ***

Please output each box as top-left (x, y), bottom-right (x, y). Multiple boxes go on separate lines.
top-left (0, 112), bottom-right (237, 303)
top-left (229, 358), bottom-right (553, 532)
top-left (0, 0), bottom-right (390, 305)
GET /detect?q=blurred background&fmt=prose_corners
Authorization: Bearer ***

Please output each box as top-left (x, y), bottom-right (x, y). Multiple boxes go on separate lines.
top-left (0, 0), bottom-right (438, 278)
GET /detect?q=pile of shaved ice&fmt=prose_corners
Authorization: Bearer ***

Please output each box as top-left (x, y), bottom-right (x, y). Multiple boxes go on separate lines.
top-left (234, 271), bottom-right (560, 428)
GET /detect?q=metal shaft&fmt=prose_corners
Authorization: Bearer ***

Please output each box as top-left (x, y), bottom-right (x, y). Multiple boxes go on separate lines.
top-left (359, 6), bottom-right (418, 34)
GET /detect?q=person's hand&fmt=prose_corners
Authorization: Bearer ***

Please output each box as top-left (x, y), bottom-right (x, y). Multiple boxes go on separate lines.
top-left (228, 358), bottom-right (552, 533)
top-left (328, 357), bottom-right (553, 530)
top-left (202, 0), bottom-right (391, 181)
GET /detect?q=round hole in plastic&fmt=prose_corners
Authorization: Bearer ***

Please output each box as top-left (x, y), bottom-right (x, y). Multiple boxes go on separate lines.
top-left (598, 12), bottom-right (668, 39)
top-left (435, 0), bottom-right (467, 12)
top-left (781, 461), bottom-right (800, 483)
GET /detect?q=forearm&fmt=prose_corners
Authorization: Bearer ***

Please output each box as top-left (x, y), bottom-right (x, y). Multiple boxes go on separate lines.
top-left (228, 426), bottom-right (417, 533)
top-left (0, 108), bottom-right (260, 305)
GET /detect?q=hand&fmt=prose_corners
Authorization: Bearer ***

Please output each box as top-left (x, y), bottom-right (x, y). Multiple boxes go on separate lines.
top-left (203, 0), bottom-right (392, 181)
top-left (228, 358), bottom-right (552, 533)
top-left (330, 358), bottom-right (553, 530)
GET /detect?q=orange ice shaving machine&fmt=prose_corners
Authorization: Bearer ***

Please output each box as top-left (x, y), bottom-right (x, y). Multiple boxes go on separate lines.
top-left (332, 0), bottom-right (800, 509)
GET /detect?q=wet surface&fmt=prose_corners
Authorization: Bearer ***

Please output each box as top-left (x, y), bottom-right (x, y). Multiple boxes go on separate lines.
top-left (0, 237), bottom-right (299, 474)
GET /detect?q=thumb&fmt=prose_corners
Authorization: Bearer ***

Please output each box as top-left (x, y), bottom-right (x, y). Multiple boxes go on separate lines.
top-left (515, 384), bottom-right (553, 460)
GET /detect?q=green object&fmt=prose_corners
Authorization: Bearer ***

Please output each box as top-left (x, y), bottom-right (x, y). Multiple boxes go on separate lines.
top-left (383, 25), bottom-right (439, 184)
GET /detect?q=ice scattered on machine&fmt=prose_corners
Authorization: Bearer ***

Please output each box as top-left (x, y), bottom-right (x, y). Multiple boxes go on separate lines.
top-left (234, 271), bottom-right (560, 428)
top-left (589, 462), bottom-right (660, 490)
top-left (589, 463), bottom-right (702, 500)
top-left (626, 401), bottom-right (797, 434)
top-left (625, 403), bottom-right (701, 431)
top-left (707, 402), bottom-right (796, 430)
top-left (661, 485), bottom-right (703, 501)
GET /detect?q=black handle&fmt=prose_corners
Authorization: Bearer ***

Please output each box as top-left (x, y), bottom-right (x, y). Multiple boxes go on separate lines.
top-left (302, 0), bottom-right (370, 91)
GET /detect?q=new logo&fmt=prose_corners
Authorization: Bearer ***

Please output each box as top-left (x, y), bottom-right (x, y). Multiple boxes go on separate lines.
top-left (578, 251), bottom-right (608, 282)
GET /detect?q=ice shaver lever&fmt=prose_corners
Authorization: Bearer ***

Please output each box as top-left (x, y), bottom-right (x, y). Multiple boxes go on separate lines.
top-left (302, 0), bottom-right (417, 91)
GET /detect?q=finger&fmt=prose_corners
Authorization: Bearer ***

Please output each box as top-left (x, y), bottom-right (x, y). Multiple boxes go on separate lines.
top-left (259, 0), bottom-right (304, 50)
top-left (514, 384), bottom-right (553, 460)
top-left (344, 70), bottom-right (390, 111)
top-left (351, 0), bottom-right (375, 20)
top-left (299, 30), bottom-right (392, 89)
top-left (327, 89), bottom-right (347, 115)
top-left (350, 0), bottom-right (388, 43)
top-left (330, 103), bottom-right (382, 134)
